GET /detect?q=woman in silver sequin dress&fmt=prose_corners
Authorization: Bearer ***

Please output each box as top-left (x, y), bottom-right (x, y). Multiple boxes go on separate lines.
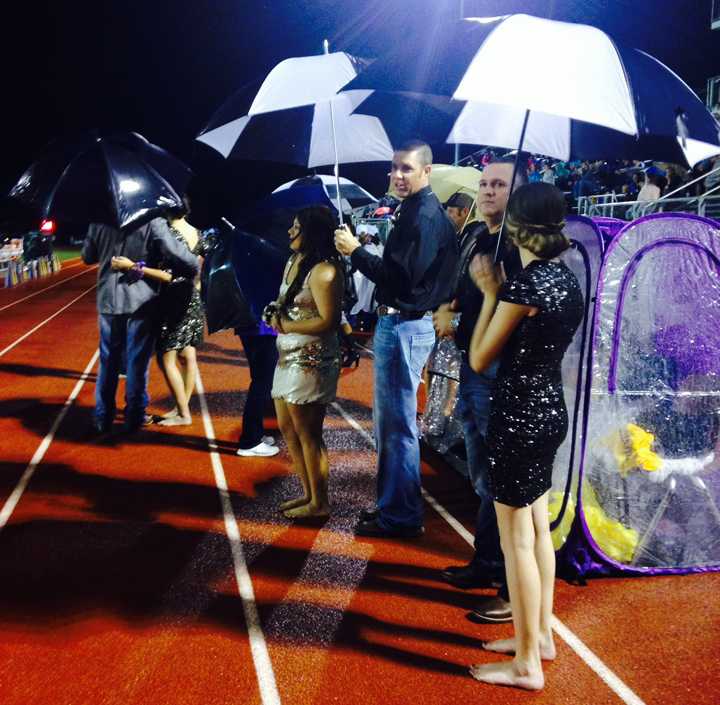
top-left (467, 183), bottom-right (583, 691)
top-left (267, 207), bottom-right (343, 519)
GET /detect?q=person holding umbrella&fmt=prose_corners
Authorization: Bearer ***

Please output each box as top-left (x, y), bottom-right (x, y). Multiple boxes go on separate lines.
top-left (82, 217), bottom-right (199, 433)
top-left (335, 140), bottom-right (458, 538)
top-left (467, 182), bottom-right (583, 690)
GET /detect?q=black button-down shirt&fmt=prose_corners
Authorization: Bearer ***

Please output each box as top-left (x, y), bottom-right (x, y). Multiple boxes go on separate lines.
top-left (350, 186), bottom-right (458, 314)
top-left (455, 224), bottom-right (522, 352)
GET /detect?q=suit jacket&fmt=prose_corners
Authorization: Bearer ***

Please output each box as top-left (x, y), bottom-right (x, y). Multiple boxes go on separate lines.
top-left (81, 218), bottom-right (198, 315)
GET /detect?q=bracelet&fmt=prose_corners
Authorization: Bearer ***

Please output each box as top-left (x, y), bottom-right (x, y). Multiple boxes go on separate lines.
top-left (451, 314), bottom-right (460, 331)
top-left (128, 260), bottom-right (145, 282)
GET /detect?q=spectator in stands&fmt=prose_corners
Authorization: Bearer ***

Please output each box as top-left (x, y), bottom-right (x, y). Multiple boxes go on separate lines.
top-left (572, 165), bottom-right (600, 200)
top-left (540, 162), bottom-right (555, 185)
top-left (704, 156), bottom-right (720, 193)
top-left (665, 165), bottom-right (685, 195)
top-left (637, 168), bottom-right (663, 201)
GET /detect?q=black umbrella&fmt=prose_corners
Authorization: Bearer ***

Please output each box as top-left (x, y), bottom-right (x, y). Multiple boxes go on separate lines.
top-left (8, 131), bottom-right (191, 230)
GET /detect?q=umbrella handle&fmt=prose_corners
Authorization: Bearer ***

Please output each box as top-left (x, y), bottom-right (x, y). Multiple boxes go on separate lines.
top-left (323, 39), bottom-right (344, 226)
top-left (494, 109), bottom-right (530, 264)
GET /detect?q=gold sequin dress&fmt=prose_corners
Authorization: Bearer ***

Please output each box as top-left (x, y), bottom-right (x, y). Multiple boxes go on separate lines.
top-left (271, 262), bottom-right (340, 405)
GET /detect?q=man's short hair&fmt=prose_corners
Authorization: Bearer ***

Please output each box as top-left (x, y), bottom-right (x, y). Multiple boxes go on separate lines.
top-left (444, 191), bottom-right (474, 210)
top-left (489, 154), bottom-right (528, 185)
top-left (395, 139), bottom-right (433, 167)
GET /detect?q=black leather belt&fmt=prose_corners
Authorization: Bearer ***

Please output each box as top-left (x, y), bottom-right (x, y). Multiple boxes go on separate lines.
top-left (377, 305), bottom-right (428, 320)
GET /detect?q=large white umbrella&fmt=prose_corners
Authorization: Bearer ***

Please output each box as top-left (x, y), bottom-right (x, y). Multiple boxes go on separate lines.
top-left (197, 48), bottom-right (388, 223)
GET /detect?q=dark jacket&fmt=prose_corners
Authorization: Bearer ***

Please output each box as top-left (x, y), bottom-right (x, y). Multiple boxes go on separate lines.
top-left (350, 185), bottom-right (458, 314)
top-left (82, 218), bottom-right (198, 315)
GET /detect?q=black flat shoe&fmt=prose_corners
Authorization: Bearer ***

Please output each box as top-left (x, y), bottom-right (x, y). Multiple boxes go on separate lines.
top-left (359, 507), bottom-right (380, 522)
top-left (466, 596), bottom-right (513, 624)
top-left (355, 517), bottom-right (424, 539)
top-left (440, 564), bottom-right (504, 590)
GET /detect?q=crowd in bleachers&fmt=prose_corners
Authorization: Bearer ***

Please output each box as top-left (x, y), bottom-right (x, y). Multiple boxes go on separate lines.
top-left (463, 148), bottom-right (720, 205)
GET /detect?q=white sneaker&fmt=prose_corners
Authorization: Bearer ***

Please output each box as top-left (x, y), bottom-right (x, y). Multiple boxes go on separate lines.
top-left (262, 435), bottom-right (276, 446)
top-left (236, 441), bottom-right (280, 457)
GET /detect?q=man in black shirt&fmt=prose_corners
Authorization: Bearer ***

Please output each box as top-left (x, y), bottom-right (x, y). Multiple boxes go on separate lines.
top-left (433, 158), bottom-right (525, 622)
top-left (335, 140), bottom-right (458, 537)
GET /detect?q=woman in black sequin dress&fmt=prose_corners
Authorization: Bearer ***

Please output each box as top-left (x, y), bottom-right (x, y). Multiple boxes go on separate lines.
top-left (467, 183), bottom-right (583, 691)
top-left (153, 207), bottom-right (211, 426)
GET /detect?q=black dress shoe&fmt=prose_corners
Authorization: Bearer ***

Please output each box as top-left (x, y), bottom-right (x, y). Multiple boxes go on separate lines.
top-left (359, 508), bottom-right (380, 522)
top-left (466, 595), bottom-right (513, 624)
top-left (355, 517), bottom-right (424, 539)
top-left (440, 564), bottom-right (504, 590)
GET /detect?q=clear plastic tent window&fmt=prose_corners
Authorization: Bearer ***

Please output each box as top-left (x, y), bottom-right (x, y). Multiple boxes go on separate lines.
top-left (579, 214), bottom-right (720, 574)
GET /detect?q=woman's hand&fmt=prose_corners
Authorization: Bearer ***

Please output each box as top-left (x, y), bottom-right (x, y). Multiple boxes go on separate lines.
top-left (468, 253), bottom-right (505, 298)
top-left (111, 256), bottom-right (134, 271)
top-left (269, 313), bottom-right (287, 334)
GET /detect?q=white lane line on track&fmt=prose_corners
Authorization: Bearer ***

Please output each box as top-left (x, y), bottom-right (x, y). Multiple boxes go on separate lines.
top-left (0, 284), bottom-right (96, 358)
top-left (0, 265), bottom-right (96, 313)
top-left (195, 370), bottom-right (281, 705)
top-left (331, 397), bottom-right (647, 705)
top-left (0, 349), bottom-right (99, 531)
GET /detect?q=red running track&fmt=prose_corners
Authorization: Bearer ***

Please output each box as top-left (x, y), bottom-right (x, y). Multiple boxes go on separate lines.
top-left (0, 264), bottom-right (718, 705)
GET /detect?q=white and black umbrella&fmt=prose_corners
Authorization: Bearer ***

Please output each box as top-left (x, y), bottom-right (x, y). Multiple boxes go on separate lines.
top-left (197, 49), bottom-right (392, 223)
top-left (350, 14), bottom-right (720, 167)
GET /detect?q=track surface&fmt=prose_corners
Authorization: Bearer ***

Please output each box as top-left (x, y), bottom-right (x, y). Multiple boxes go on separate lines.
top-left (0, 264), bottom-right (718, 705)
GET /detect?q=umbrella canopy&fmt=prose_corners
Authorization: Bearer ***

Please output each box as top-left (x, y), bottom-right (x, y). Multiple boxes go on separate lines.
top-left (428, 164), bottom-right (482, 203)
top-left (349, 15), bottom-right (720, 166)
top-left (9, 131), bottom-right (191, 230)
top-left (197, 90), bottom-right (392, 168)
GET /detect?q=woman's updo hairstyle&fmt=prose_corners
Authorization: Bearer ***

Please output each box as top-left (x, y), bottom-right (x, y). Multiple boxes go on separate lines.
top-left (505, 182), bottom-right (571, 259)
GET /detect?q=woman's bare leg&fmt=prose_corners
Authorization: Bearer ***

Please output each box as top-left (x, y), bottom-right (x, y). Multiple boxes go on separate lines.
top-left (179, 346), bottom-right (197, 404)
top-left (283, 401), bottom-right (329, 518)
top-left (482, 491), bottom-right (556, 660)
top-left (274, 399), bottom-right (312, 510)
top-left (470, 501), bottom-right (544, 691)
top-left (158, 349), bottom-right (191, 425)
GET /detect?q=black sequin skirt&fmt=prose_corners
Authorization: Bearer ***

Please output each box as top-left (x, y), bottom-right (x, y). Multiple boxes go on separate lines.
top-left (486, 383), bottom-right (568, 507)
top-left (157, 284), bottom-right (205, 353)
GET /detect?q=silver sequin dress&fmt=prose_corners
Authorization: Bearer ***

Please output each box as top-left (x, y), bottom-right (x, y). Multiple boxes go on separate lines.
top-left (487, 259), bottom-right (584, 507)
top-left (271, 261), bottom-right (341, 405)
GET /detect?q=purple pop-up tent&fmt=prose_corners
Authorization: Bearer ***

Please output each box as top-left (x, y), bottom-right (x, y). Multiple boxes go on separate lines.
top-left (557, 213), bottom-right (720, 576)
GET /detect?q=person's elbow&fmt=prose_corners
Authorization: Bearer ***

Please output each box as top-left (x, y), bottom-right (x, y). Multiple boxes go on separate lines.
top-left (315, 312), bottom-right (341, 334)
top-left (469, 349), bottom-right (492, 374)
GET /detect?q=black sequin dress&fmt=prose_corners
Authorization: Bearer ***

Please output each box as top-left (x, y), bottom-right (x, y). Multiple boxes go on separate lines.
top-left (487, 259), bottom-right (584, 507)
top-left (157, 229), bottom-right (209, 354)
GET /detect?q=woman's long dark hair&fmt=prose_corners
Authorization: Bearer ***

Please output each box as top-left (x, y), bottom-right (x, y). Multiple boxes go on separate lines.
top-left (281, 206), bottom-right (342, 312)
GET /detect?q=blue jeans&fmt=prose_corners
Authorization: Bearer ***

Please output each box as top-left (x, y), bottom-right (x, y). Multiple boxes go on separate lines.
top-left (96, 313), bottom-right (155, 429)
top-left (373, 314), bottom-right (436, 530)
top-left (457, 359), bottom-right (504, 574)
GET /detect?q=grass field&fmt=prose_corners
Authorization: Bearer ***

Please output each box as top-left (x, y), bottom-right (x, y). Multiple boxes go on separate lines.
top-left (53, 247), bottom-right (81, 262)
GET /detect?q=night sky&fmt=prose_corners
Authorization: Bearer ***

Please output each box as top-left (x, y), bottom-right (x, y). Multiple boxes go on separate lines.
top-left (2, 0), bottom-right (719, 224)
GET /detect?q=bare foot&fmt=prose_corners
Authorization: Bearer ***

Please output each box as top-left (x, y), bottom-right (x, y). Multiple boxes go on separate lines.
top-left (279, 496), bottom-right (310, 512)
top-left (482, 636), bottom-right (557, 661)
top-left (158, 415), bottom-right (192, 426)
top-left (469, 661), bottom-right (544, 691)
top-left (161, 408), bottom-right (179, 419)
top-left (283, 503), bottom-right (330, 519)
